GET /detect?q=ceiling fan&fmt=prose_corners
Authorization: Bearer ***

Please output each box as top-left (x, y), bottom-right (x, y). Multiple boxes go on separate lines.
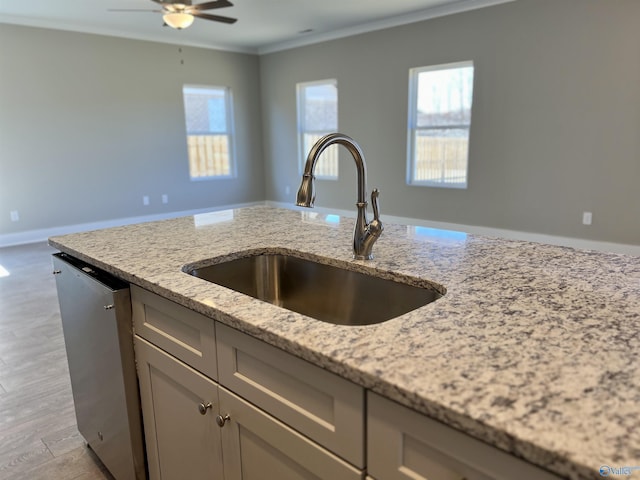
top-left (109, 0), bottom-right (237, 29)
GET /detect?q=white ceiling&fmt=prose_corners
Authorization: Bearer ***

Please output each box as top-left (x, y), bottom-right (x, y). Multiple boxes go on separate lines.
top-left (0, 0), bottom-right (513, 54)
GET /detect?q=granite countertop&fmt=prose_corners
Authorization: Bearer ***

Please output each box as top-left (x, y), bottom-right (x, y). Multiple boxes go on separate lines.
top-left (49, 205), bottom-right (640, 480)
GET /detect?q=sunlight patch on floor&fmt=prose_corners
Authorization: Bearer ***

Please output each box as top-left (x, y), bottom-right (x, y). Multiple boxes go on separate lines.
top-left (0, 264), bottom-right (9, 277)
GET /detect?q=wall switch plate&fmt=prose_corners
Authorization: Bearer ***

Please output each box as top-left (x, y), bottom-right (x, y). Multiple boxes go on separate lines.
top-left (162, 194), bottom-right (168, 204)
top-left (10, 210), bottom-right (19, 222)
top-left (582, 211), bottom-right (592, 225)
top-left (143, 196), bottom-right (150, 206)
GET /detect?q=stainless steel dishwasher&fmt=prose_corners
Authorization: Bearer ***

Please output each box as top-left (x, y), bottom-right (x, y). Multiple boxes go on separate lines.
top-left (52, 253), bottom-right (145, 480)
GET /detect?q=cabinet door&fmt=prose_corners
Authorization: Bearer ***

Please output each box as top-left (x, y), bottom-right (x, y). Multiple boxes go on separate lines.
top-left (218, 386), bottom-right (364, 480)
top-left (135, 336), bottom-right (224, 480)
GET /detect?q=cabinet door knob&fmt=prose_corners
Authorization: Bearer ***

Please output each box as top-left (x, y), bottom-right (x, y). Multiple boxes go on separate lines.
top-left (216, 414), bottom-right (230, 427)
top-left (198, 402), bottom-right (212, 415)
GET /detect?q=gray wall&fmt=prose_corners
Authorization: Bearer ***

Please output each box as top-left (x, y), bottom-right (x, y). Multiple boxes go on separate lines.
top-left (260, 0), bottom-right (640, 245)
top-left (2, 0), bottom-right (639, 246)
top-left (0, 24), bottom-right (264, 234)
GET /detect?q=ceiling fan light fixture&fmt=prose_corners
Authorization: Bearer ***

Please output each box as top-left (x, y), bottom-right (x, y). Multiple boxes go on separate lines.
top-left (163, 12), bottom-right (195, 29)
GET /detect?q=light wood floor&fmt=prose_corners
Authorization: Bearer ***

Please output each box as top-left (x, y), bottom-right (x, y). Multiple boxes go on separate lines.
top-left (0, 242), bottom-right (113, 480)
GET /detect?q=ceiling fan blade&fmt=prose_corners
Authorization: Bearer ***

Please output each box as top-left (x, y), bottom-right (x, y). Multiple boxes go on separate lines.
top-left (108, 9), bottom-right (162, 12)
top-left (191, 0), bottom-right (233, 11)
top-left (150, 0), bottom-right (182, 5)
top-left (193, 12), bottom-right (237, 24)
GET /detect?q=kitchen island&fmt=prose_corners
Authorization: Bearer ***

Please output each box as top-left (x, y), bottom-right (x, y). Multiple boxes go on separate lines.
top-left (49, 205), bottom-right (640, 480)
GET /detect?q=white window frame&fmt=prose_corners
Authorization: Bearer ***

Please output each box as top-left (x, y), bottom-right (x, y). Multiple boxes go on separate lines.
top-left (407, 61), bottom-right (474, 189)
top-left (183, 84), bottom-right (236, 181)
top-left (296, 79), bottom-right (339, 179)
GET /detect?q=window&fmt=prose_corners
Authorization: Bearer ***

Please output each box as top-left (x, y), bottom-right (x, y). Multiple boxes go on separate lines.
top-left (407, 61), bottom-right (474, 188)
top-left (297, 80), bottom-right (338, 179)
top-left (182, 85), bottom-right (235, 180)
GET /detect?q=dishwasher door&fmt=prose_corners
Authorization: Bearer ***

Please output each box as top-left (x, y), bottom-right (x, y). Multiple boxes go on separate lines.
top-left (53, 253), bottom-right (145, 480)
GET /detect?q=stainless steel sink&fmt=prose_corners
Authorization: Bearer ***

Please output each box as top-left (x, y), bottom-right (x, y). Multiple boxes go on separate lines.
top-left (185, 252), bottom-right (443, 326)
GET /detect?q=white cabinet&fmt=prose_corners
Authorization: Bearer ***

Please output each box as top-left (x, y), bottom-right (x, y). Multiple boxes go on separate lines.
top-left (132, 286), bottom-right (561, 480)
top-left (367, 392), bottom-right (561, 480)
top-left (135, 336), bottom-right (223, 480)
top-left (133, 287), bottom-right (365, 480)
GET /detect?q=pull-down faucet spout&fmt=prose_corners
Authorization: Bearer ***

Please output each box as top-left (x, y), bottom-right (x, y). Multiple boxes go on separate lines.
top-left (296, 133), bottom-right (383, 260)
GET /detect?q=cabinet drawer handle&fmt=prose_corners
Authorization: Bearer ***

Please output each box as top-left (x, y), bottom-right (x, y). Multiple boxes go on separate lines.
top-left (216, 414), bottom-right (230, 427)
top-left (198, 402), bottom-right (212, 415)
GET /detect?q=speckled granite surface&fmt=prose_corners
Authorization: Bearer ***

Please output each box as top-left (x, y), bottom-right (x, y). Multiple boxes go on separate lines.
top-left (49, 206), bottom-right (640, 480)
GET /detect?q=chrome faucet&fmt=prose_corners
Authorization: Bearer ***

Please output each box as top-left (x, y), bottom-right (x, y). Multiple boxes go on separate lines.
top-left (296, 133), bottom-right (383, 260)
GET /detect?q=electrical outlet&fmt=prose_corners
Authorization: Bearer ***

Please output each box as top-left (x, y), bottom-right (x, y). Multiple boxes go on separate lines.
top-left (10, 210), bottom-right (19, 222)
top-left (582, 211), bottom-right (592, 225)
top-left (143, 196), bottom-right (150, 206)
top-left (162, 194), bottom-right (168, 204)
top-left (285, 185), bottom-right (290, 196)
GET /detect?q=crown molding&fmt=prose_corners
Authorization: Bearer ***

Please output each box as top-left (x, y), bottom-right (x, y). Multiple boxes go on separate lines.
top-left (258, 0), bottom-right (516, 54)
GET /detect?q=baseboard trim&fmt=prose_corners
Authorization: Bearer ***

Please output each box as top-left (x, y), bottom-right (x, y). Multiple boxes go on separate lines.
top-left (266, 201), bottom-right (640, 256)
top-left (0, 202), bottom-right (263, 248)
top-left (3, 201), bottom-right (638, 256)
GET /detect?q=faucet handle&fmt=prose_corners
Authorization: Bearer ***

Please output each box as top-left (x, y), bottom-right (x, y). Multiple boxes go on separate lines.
top-left (371, 189), bottom-right (381, 222)
top-left (368, 189), bottom-right (383, 238)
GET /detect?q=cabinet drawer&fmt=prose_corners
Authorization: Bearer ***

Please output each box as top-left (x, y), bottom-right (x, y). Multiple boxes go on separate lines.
top-left (367, 392), bottom-right (562, 480)
top-left (131, 285), bottom-right (217, 380)
top-left (217, 323), bottom-right (365, 468)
